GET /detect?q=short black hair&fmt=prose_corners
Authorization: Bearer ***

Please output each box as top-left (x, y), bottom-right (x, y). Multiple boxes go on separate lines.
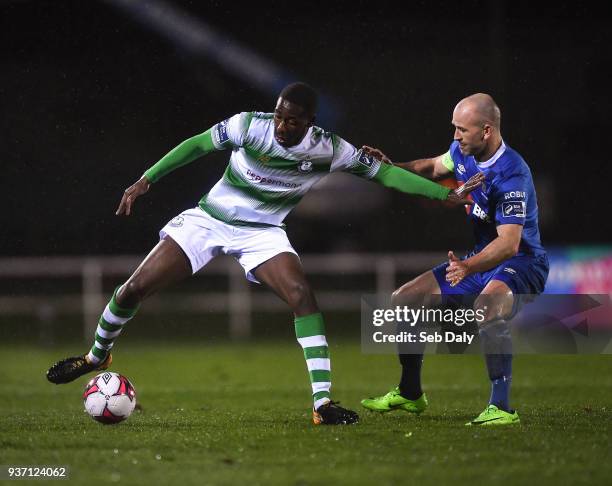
top-left (279, 82), bottom-right (318, 116)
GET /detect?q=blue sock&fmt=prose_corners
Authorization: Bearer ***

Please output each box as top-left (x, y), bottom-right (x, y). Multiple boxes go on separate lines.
top-left (489, 370), bottom-right (512, 411)
top-left (480, 322), bottom-right (513, 412)
top-left (398, 353), bottom-right (424, 400)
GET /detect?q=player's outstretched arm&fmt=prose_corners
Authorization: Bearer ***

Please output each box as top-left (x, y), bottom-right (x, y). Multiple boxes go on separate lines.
top-left (362, 146), bottom-right (451, 180)
top-left (115, 128), bottom-right (217, 216)
top-left (373, 163), bottom-right (483, 206)
top-left (144, 129), bottom-right (217, 183)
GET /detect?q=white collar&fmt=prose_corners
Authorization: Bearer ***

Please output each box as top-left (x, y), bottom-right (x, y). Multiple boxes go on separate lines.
top-left (475, 140), bottom-right (506, 168)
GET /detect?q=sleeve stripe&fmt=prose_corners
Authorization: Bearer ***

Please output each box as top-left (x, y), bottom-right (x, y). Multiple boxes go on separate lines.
top-left (441, 151), bottom-right (455, 172)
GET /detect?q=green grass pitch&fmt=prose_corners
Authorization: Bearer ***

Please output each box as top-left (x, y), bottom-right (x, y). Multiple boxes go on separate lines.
top-left (1, 342), bottom-right (610, 485)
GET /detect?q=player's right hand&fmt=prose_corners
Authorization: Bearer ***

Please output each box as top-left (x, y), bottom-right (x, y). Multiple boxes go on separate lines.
top-left (361, 145), bottom-right (393, 165)
top-left (445, 172), bottom-right (484, 206)
top-left (116, 176), bottom-right (151, 216)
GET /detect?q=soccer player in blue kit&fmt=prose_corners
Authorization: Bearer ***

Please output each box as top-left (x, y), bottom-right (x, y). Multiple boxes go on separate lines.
top-left (361, 93), bottom-right (549, 425)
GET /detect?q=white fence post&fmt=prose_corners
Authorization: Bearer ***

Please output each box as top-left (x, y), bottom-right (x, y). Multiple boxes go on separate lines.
top-left (376, 256), bottom-right (396, 297)
top-left (82, 260), bottom-right (104, 342)
top-left (228, 263), bottom-right (251, 339)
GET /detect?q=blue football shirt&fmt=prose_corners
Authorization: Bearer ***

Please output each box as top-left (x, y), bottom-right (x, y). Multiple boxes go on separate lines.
top-left (442, 140), bottom-right (546, 256)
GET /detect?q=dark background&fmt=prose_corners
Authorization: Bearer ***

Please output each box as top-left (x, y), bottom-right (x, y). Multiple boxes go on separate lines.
top-left (2, 0), bottom-right (610, 256)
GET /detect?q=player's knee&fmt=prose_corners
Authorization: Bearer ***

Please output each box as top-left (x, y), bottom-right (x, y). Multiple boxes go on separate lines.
top-left (474, 295), bottom-right (507, 327)
top-left (391, 282), bottom-right (424, 307)
top-left (390, 288), bottom-right (403, 306)
top-left (285, 281), bottom-right (315, 311)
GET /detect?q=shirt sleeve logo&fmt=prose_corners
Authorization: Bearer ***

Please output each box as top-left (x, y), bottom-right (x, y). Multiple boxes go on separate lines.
top-left (169, 216), bottom-right (184, 227)
top-left (215, 119), bottom-right (230, 145)
top-left (358, 151), bottom-right (374, 167)
top-left (502, 201), bottom-right (526, 218)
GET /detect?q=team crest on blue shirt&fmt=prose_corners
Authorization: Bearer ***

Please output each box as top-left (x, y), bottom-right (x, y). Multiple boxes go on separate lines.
top-left (298, 160), bottom-right (313, 173)
top-left (502, 201), bottom-right (526, 218)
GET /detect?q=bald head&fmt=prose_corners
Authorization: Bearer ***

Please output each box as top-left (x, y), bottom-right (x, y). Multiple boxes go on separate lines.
top-left (452, 93), bottom-right (503, 160)
top-left (454, 93), bottom-right (501, 130)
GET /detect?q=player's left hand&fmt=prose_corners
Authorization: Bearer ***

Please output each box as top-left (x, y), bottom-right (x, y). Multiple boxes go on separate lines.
top-left (116, 176), bottom-right (151, 216)
top-left (445, 250), bottom-right (470, 287)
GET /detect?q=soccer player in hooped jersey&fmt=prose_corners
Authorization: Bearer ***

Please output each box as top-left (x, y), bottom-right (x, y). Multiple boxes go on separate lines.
top-left (46, 82), bottom-right (482, 425)
top-left (361, 93), bottom-right (549, 425)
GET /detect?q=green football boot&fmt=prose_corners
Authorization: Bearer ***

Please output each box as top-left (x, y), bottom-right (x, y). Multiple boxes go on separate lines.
top-left (465, 404), bottom-right (520, 426)
top-left (361, 387), bottom-right (428, 414)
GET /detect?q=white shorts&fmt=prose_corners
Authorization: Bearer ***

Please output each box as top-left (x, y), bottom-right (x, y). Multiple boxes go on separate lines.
top-left (159, 207), bottom-right (298, 283)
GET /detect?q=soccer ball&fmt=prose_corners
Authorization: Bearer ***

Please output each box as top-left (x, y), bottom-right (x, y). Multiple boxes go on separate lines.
top-left (83, 372), bottom-right (136, 424)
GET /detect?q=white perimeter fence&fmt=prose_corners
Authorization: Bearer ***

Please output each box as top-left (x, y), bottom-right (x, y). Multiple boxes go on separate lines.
top-left (0, 253), bottom-right (447, 340)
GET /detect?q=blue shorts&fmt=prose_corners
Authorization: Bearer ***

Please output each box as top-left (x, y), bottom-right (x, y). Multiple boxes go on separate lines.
top-left (432, 252), bottom-right (549, 297)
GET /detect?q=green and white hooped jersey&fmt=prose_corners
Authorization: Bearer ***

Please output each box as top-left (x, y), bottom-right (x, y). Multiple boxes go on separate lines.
top-left (200, 112), bottom-right (382, 227)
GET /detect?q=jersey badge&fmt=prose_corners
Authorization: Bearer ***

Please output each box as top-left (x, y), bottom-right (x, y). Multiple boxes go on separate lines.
top-left (358, 151), bottom-right (375, 168)
top-left (169, 216), bottom-right (184, 227)
top-left (215, 119), bottom-right (230, 145)
top-left (298, 160), bottom-right (313, 173)
top-left (502, 201), bottom-right (526, 218)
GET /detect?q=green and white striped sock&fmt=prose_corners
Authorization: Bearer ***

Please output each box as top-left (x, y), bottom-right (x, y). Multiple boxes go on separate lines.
top-left (295, 313), bottom-right (331, 410)
top-left (87, 287), bottom-right (138, 364)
